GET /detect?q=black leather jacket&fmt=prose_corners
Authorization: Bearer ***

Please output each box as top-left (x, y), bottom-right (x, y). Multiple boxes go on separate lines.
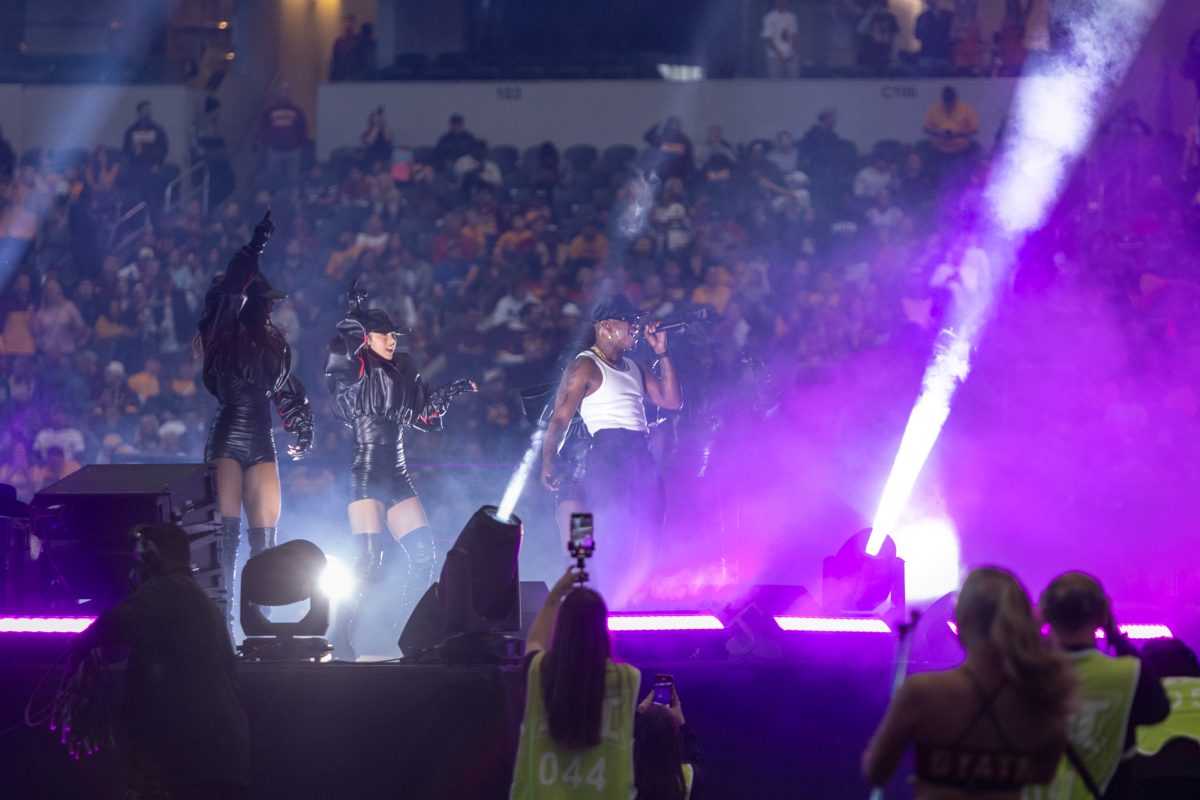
top-left (198, 247), bottom-right (312, 435)
top-left (324, 316), bottom-right (444, 437)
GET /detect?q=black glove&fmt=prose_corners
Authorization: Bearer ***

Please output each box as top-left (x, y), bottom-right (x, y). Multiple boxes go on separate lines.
top-left (247, 211), bottom-right (275, 255)
top-left (287, 425), bottom-right (314, 461)
top-left (427, 378), bottom-right (477, 416)
top-left (347, 279), bottom-right (369, 315)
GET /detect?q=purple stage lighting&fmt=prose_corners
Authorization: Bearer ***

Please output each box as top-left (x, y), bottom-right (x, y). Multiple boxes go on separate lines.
top-left (773, 616), bottom-right (891, 634)
top-left (607, 613), bottom-right (725, 632)
top-left (1097, 624), bottom-right (1173, 641)
top-left (0, 616), bottom-right (96, 633)
top-left (946, 621), bottom-right (1171, 641)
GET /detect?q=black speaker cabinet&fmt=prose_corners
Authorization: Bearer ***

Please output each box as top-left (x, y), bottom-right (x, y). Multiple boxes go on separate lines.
top-left (30, 464), bottom-right (221, 612)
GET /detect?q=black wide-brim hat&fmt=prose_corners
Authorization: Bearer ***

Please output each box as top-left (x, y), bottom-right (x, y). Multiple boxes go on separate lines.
top-left (361, 308), bottom-right (407, 335)
top-left (592, 293), bottom-right (642, 323)
top-left (246, 272), bottom-right (288, 301)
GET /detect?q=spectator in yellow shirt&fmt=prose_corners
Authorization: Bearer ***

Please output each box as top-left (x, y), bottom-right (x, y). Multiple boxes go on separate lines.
top-left (495, 213), bottom-right (534, 259)
top-left (922, 85), bottom-right (980, 155)
top-left (128, 355), bottom-right (163, 404)
top-left (568, 221), bottom-right (610, 267)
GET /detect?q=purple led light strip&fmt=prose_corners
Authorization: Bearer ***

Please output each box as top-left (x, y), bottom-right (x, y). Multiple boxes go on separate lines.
top-left (946, 621), bottom-right (1170, 640)
top-left (773, 616), bottom-right (892, 633)
top-left (606, 614), bottom-right (725, 632)
top-left (0, 616), bottom-right (97, 633)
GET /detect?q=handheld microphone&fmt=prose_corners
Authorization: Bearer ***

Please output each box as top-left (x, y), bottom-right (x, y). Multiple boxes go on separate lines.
top-left (656, 319), bottom-right (691, 334)
top-left (645, 307), bottom-right (713, 335)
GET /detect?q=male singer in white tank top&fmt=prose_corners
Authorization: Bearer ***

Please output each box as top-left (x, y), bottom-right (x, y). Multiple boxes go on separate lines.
top-left (540, 294), bottom-right (682, 602)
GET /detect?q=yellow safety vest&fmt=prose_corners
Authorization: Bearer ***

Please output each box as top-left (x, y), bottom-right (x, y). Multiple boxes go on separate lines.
top-left (1023, 650), bottom-right (1139, 800)
top-left (510, 653), bottom-right (639, 800)
top-left (1136, 677), bottom-right (1200, 756)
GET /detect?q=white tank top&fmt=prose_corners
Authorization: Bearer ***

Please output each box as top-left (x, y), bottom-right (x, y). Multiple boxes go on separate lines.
top-left (577, 350), bottom-right (648, 434)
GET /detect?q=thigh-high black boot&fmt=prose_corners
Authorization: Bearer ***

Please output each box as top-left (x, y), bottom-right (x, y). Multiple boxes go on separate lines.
top-left (396, 527), bottom-right (436, 633)
top-left (220, 516), bottom-right (241, 641)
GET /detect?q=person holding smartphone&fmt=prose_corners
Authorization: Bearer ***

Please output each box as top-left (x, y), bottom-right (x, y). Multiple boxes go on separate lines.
top-left (540, 294), bottom-right (682, 599)
top-left (511, 569), bottom-right (640, 799)
top-left (635, 678), bottom-right (704, 800)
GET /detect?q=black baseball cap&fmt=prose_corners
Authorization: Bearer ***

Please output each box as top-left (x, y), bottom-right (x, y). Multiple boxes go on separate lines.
top-left (360, 308), bottom-right (407, 335)
top-left (592, 293), bottom-right (642, 323)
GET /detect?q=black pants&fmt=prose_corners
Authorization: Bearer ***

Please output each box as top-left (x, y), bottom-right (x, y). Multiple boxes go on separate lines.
top-left (581, 428), bottom-right (664, 601)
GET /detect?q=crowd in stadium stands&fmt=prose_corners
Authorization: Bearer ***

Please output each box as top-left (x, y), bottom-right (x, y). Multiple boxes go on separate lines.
top-left (0, 82), bottom-right (1196, 503)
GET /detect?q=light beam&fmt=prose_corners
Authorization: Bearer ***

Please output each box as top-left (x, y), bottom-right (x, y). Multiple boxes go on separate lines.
top-left (868, 0), bottom-right (1164, 555)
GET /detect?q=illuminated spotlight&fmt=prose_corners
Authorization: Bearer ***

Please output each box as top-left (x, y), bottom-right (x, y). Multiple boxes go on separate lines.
top-left (774, 616), bottom-right (891, 634)
top-left (0, 616), bottom-right (96, 634)
top-left (318, 555), bottom-right (356, 602)
top-left (607, 614), bottom-right (724, 632)
top-left (868, 332), bottom-right (970, 556)
top-left (823, 528), bottom-right (905, 616)
top-left (217, 20), bottom-right (230, 29)
top-left (397, 506), bottom-right (524, 658)
top-left (496, 426), bottom-right (545, 522)
top-left (889, 518), bottom-right (961, 605)
top-left (240, 539), bottom-right (333, 661)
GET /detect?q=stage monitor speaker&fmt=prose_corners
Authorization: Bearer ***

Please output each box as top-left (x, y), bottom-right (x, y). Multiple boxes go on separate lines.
top-left (30, 464), bottom-right (220, 612)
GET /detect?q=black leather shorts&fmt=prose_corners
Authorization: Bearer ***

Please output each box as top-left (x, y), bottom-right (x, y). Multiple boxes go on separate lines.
top-left (205, 401), bottom-right (277, 469)
top-left (350, 437), bottom-right (417, 507)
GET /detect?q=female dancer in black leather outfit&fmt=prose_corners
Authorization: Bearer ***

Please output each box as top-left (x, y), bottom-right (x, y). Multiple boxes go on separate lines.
top-left (325, 283), bottom-right (473, 654)
top-left (197, 213), bottom-right (313, 626)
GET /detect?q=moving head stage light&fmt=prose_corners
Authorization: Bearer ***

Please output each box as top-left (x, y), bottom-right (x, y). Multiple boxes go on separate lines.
top-left (239, 539), bottom-right (333, 661)
top-left (398, 505), bottom-right (523, 663)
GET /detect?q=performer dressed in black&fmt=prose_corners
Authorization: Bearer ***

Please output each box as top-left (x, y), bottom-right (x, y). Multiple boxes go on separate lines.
top-left (197, 213), bottom-right (313, 629)
top-left (325, 283), bottom-right (474, 654)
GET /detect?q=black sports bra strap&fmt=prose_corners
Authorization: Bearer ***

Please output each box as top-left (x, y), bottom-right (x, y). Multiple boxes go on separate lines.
top-left (954, 669), bottom-right (1016, 750)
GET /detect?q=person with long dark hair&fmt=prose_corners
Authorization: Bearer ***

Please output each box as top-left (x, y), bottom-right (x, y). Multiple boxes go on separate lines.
top-left (324, 282), bottom-right (474, 655)
top-left (511, 570), bottom-right (640, 798)
top-left (863, 567), bottom-right (1076, 798)
top-left (634, 686), bottom-right (703, 800)
top-left (197, 212), bottom-right (313, 631)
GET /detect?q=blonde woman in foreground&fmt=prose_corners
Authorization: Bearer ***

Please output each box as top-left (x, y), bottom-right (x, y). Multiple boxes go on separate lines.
top-left (863, 567), bottom-right (1076, 799)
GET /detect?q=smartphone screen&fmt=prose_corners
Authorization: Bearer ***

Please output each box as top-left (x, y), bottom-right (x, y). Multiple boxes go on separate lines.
top-left (653, 674), bottom-right (673, 706)
top-left (569, 512), bottom-right (594, 556)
